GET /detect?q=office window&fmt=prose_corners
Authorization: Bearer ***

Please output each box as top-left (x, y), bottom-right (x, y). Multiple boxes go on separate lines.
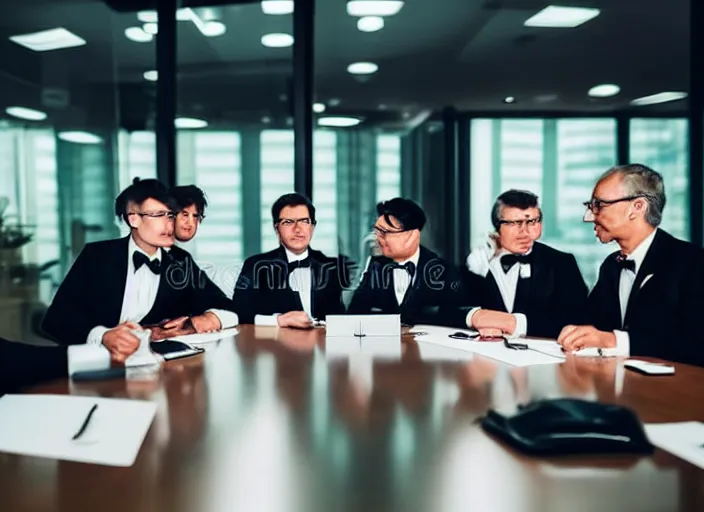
top-left (118, 131), bottom-right (157, 192)
top-left (376, 134), bottom-right (402, 202)
top-left (177, 131), bottom-right (244, 264)
top-left (313, 130), bottom-right (338, 255)
top-left (629, 119), bottom-right (689, 240)
top-left (260, 130), bottom-right (295, 252)
top-left (470, 119), bottom-right (617, 286)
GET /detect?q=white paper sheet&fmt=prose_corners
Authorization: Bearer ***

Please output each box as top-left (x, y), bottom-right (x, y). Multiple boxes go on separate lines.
top-left (412, 334), bottom-right (564, 367)
top-left (0, 394), bottom-right (157, 467)
top-left (325, 315), bottom-right (400, 337)
top-left (645, 422), bottom-right (704, 469)
top-left (168, 327), bottom-right (239, 344)
top-left (416, 341), bottom-right (474, 362)
top-left (325, 336), bottom-right (402, 360)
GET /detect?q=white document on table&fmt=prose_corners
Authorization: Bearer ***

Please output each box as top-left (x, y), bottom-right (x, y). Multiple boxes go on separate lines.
top-left (644, 422), bottom-right (704, 469)
top-left (416, 341), bottom-right (474, 362)
top-left (169, 327), bottom-right (239, 344)
top-left (325, 336), bottom-right (401, 360)
top-left (326, 315), bottom-right (400, 337)
top-left (0, 394), bottom-right (157, 467)
top-left (413, 334), bottom-right (563, 367)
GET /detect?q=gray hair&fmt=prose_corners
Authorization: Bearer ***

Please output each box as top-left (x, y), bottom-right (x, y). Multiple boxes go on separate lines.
top-left (599, 164), bottom-right (666, 227)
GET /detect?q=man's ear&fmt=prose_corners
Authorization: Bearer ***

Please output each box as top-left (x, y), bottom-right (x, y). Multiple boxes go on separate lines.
top-left (127, 214), bottom-right (140, 229)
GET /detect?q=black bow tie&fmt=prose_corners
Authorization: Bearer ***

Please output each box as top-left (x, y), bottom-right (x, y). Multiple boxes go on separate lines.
top-left (616, 253), bottom-right (636, 273)
top-left (501, 253), bottom-right (532, 273)
top-left (133, 251), bottom-right (162, 274)
top-left (392, 261), bottom-right (416, 279)
top-left (287, 257), bottom-right (311, 273)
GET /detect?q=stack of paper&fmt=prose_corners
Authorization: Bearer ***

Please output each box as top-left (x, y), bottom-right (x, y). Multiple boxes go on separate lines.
top-left (645, 422), bottom-right (704, 469)
top-left (0, 394), bottom-right (157, 467)
top-left (169, 327), bottom-right (239, 344)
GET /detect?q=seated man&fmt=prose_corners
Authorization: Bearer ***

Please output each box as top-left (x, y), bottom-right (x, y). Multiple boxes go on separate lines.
top-left (232, 193), bottom-right (348, 327)
top-left (558, 164), bottom-right (704, 366)
top-left (347, 198), bottom-right (465, 326)
top-left (463, 190), bottom-right (588, 338)
top-left (42, 179), bottom-right (237, 362)
top-left (0, 338), bottom-right (67, 395)
top-left (171, 184), bottom-right (239, 296)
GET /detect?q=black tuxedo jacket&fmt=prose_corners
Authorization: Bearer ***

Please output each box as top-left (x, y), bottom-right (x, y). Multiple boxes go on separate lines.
top-left (0, 338), bottom-right (67, 395)
top-left (347, 245), bottom-right (466, 326)
top-left (462, 242), bottom-right (589, 338)
top-left (589, 229), bottom-right (704, 366)
top-left (42, 236), bottom-right (235, 345)
top-left (232, 246), bottom-right (348, 324)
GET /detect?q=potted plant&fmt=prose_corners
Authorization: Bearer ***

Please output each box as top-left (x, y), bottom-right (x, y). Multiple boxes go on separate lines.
top-left (0, 197), bottom-right (34, 268)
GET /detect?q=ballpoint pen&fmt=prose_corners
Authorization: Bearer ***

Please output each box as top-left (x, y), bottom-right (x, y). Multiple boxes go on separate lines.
top-left (72, 403), bottom-right (98, 441)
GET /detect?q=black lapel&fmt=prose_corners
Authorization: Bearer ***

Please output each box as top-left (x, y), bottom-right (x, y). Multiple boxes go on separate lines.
top-left (281, 246), bottom-right (305, 311)
top-left (149, 247), bottom-right (177, 317)
top-left (400, 247), bottom-right (429, 310)
top-left (624, 230), bottom-right (664, 327)
top-left (104, 237), bottom-right (131, 324)
top-left (485, 271), bottom-right (509, 312)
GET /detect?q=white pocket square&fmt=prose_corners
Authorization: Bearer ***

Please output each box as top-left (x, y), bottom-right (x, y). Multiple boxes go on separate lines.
top-left (640, 274), bottom-right (654, 289)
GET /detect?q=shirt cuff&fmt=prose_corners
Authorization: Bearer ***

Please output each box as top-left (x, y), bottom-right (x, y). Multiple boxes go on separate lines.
top-left (87, 326), bottom-right (109, 346)
top-left (208, 309), bottom-right (239, 329)
top-left (612, 330), bottom-right (631, 356)
top-left (465, 308), bottom-right (481, 328)
top-left (508, 313), bottom-right (527, 338)
top-left (255, 314), bottom-right (280, 327)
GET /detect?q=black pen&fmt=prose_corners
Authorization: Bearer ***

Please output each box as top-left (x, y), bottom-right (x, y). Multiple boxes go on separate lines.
top-left (72, 404), bottom-right (98, 441)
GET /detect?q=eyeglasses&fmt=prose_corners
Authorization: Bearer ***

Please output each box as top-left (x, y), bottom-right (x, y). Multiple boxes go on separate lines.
top-left (277, 217), bottom-right (315, 228)
top-left (178, 211), bottom-right (205, 222)
top-left (498, 217), bottom-right (542, 229)
top-left (129, 211), bottom-right (176, 220)
top-left (583, 195), bottom-right (650, 214)
top-left (373, 226), bottom-right (409, 238)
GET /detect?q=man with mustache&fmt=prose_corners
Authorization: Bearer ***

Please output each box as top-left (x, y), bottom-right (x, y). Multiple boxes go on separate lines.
top-left (232, 193), bottom-right (347, 327)
top-left (462, 190), bottom-right (588, 338)
top-left (42, 179), bottom-right (237, 362)
top-left (558, 164), bottom-right (704, 366)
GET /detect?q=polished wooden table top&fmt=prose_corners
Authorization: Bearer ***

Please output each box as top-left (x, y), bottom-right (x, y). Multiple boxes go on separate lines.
top-left (2, 325), bottom-right (704, 512)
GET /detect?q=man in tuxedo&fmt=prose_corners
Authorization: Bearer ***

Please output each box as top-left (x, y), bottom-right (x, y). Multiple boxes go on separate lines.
top-left (232, 193), bottom-right (348, 327)
top-left (347, 198), bottom-right (465, 325)
top-left (172, 185), bottom-right (239, 297)
top-left (558, 164), bottom-right (704, 366)
top-left (0, 338), bottom-right (67, 395)
top-left (42, 179), bottom-right (237, 362)
top-left (462, 190), bottom-right (588, 338)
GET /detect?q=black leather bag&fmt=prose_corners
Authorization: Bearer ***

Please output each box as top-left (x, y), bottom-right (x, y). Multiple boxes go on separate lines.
top-left (480, 398), bottom-right (655, 456)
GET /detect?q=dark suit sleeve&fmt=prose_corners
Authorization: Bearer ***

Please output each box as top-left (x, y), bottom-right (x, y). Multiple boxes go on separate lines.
top-left (588, 260), bottom-right (615, 333)
top-left (0, 338), bottom-right (68, 395)
top-left (528, 254), bottom-right (590, 338)
top-left (437, 263), bottom-right (479, 328)
top-left (188, 258), bottom-right (237, 317)
top-left (347, 258), bottom-right (375, 315)
top-left (41, 245), bottom-right (100, 345)
top-left (324, 255), bottom-right (351, 316)
top-left (231, 257), bottom-right (257, 324)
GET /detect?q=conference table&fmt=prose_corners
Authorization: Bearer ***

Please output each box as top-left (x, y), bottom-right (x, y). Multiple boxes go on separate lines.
top-left (2, 325), bottom-right (704, 512)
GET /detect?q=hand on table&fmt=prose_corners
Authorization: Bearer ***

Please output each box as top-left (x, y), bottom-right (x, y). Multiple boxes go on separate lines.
top-left (102, 322), bottom-right (142, 363)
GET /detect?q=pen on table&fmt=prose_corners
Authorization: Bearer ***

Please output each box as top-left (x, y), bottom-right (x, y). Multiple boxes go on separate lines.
top-left (72, 403), bottom-right (98, 441)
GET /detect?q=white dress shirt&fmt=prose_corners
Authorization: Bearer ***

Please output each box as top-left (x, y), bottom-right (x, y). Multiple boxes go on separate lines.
top-left (465, 243), bottom-right (528, 337)
top-left (255, 248), bottom-right (313, 326)
top-left (392, 249), bottom-right (420, 305)
top-left (611, 228), bottom-right (658, 356)
top-left (87, 236), bottom-right (237, 345)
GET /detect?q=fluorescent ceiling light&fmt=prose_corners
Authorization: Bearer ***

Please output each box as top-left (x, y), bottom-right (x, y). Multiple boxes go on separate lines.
top-left (137, 10), bottom-right (158, 23)
top-left (347, 61), bottom-right (378, 74)
top-left (358, 16), bottom-right (384, 32)
top-left (313, 103), bottom-right (326, 113)
top-left (503, 96), bottom-right (516, 104)
top-left (262, 1), bottom-right (294, 15)
top-left (177, 8), bottom-right (193, 21)
top-left (175, 117), bottom-right (208, 129)
top-left (261, 33), bottom-right (294, 47)
top-left (143, 23), bottom-right (158, 35)
top-left (318, 116), bottom-right (361, 128)
top-left (9, 27), bottom-right (86, 52)
top-left (6, 106), bottom-right (47, 121)
top-left (58, 131), bottom-right (103, 144)
top-left (524, 6), bottom-right (600, 28)
top-left (347, 1), bottom-right (404, 17)
top-left (143, 70), bottom-right (158, 81)
top-left (202, 21), bottom-right (226, 37)
top-left (125, 26), bottom-right (153, 43)
top-left (588, 84), bottom-right (620, 98)
top-left (630, 92), bottom-right (688, 107)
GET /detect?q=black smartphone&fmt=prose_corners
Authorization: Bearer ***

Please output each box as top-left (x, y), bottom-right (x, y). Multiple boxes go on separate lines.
top-left (150, 340), bottom-right (204, 360)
